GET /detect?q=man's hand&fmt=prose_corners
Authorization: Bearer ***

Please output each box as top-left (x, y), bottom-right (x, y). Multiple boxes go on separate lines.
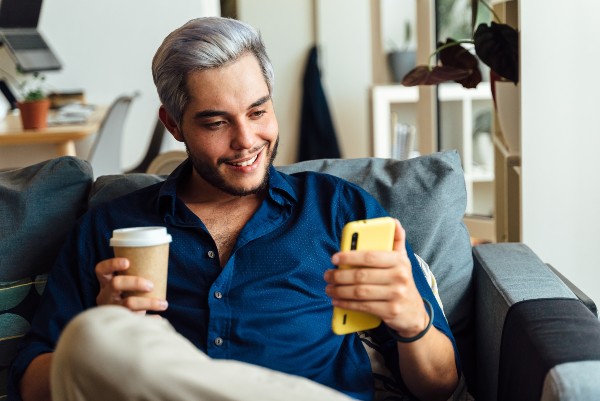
top-left (324, 219), bottom-right (429, 338)
top-left (95, 257), bottom-right (168, 314)
top-left (324, 218), bottom-right (458, 401)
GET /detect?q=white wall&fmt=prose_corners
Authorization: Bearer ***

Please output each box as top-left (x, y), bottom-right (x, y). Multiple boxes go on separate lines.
top-left (1, 0), bottom-right (218, 170)
top-left (316, 0), bottom-right (372, 159)
top-left (380, 0), bottom-right (417, 52)
top-left (521, 1), bottom-right (600, 303)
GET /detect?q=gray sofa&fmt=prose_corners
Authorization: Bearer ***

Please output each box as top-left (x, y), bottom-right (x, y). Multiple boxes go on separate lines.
top-left (1, 150), bottom-right (600, 400)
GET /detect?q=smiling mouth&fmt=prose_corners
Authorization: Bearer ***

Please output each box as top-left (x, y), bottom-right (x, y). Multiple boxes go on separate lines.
top-left (229, 154), bottom-right (258, 167)
top-left (225, 145), bottom-right (265, 167)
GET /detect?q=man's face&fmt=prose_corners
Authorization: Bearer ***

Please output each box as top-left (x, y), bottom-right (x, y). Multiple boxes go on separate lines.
top-left (172, 53), bottom-right (279, 197)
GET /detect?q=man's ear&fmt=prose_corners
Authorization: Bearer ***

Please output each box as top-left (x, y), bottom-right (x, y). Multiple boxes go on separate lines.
top-left (159, 106), bottom-right (184, 142)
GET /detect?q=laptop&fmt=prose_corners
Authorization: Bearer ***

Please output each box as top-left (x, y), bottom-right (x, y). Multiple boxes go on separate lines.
top-left (0, 0), bottom-right (61, 72)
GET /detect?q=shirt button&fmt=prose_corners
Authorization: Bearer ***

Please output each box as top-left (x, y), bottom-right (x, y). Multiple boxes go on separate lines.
top-left (214, 337), bottom-right (224, 346)
top-left (207, 250), bottom-right (216, 259)
top-left (214, 291), bottom-right (222, 299)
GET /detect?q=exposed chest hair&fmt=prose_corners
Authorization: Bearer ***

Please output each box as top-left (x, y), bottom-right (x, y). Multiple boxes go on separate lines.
top-left (187, 199), bottom-right (260, 267)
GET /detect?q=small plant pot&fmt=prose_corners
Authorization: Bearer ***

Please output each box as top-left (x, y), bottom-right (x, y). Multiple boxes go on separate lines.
top-left (387, 50), bottom-right (416, 83)
top-left (17, 99), bottom-right (51, 129)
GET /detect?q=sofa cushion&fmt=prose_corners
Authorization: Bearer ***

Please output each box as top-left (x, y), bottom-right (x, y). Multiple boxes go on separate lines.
top-left (0, 156), bottom-right (93, 281)
top-left (88, 173), bottom-right (165, 210)
top-left (0, 156), bottom-right (93, 397)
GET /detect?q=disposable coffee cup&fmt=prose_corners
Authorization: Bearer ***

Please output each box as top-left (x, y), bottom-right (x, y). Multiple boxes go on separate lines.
top-left (109, 227), bottom-right (172, 300)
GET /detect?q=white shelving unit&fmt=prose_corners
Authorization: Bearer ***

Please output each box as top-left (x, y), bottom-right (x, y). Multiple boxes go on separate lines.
top-left (371, 85), bottom-right (419, 158)
top-left (371, 82), bottom-right (494, 216)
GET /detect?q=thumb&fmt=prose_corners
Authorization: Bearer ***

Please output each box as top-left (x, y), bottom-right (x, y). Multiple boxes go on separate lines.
top-left (392, 218), bottom-right (407, 256)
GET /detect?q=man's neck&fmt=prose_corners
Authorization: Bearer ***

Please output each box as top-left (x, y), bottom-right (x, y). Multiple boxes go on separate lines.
top-left (178, 170), bottom-right (266, 266)
top-left (178, 169), bottom-right (267, 206)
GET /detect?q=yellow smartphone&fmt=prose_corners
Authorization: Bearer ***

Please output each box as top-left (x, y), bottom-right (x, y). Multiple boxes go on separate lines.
top-left (331, 216), bottom-right (396, 335)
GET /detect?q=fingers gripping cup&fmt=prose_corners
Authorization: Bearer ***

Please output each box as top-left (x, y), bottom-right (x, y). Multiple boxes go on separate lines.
top-left (110, 227), bottom-right (172, 300)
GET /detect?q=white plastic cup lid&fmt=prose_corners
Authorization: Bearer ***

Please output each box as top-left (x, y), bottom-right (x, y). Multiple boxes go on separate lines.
top-left (109, 227), bottom-right (172, 247)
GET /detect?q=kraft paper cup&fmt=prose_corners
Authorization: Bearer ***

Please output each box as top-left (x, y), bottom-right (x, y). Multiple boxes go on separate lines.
top-left (110, 227), bottom-right (172, 300)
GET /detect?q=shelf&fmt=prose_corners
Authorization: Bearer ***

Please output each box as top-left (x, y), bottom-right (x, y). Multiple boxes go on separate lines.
top-left (371, 82), bottom-right (494, 216)
top-left (468, 168), bottom-right (495, 183)
top-left (490, 0), bottom-right (516, 5)
top-left (438, 82), bottom-right (492, 101)
top-left (371, 83), bottom-right (492, 159)
top-left (371, 85), bottom-right (419, 102)
top-left (371, 85), bottom-right (418, 158)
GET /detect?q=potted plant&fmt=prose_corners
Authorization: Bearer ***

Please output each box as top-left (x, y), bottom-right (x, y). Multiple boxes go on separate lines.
top-left (387, 20), bottom-right (416, 83)
top-left (401, 0), bottom-right (520, 152)
top-left (17, 72), bottom-right (51, 129)
top-left (401, 0), bottom-right (518, 89)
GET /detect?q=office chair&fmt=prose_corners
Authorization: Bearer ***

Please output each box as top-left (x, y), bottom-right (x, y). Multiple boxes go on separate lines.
top-left (125, 116), bottom-right (167, 174)
top-left (84, 93), bottom-right (137, 178)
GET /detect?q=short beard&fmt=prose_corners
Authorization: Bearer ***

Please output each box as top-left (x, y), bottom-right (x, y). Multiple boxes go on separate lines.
top-left (185, 136), bottom-right (279, 197)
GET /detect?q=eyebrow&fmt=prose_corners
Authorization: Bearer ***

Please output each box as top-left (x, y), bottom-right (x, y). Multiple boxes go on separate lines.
top-left (193, 94), bottom-right (272, 119)
top-left (250, 95), bottom-right (271, 109)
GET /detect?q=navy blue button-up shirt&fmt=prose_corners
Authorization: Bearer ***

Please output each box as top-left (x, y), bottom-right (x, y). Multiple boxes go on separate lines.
top-left (9, 161), bottom-right (457, 401)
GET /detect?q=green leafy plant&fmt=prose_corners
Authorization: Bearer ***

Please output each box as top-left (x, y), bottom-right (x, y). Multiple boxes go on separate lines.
top-left (402, 0), bottom-right (518, 88)
top-left (404, 20), bottom-right (412, 48)
top-left (17, 72), bottom-right (48, 102)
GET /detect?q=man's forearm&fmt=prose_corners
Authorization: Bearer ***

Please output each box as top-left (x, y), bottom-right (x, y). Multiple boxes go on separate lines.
top-left (20, 353), bottom-right (53, 401)
top-left (397, 327), bottom-right (458, 401)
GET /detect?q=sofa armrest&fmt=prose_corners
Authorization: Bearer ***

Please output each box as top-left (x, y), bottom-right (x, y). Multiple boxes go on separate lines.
top-left (500, 298), bottom-right (600, 401)
top-left (541, 361), bottom-right (600, 401)
top-left (472, 243), bottom-right (577, 401)
top-left (545, 263), bottom-right (598, 317)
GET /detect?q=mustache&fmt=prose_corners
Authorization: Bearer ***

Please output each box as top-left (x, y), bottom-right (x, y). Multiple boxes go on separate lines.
top-left (217, 142), bottom-right (269, 165)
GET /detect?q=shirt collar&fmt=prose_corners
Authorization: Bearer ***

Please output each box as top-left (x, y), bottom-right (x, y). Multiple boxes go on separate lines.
top-left (157, 159), bottom-right (298, 215)
top-left (157, 159), bottom-right (189, 215)
top-left (267, 165), bottom-right (297, 206)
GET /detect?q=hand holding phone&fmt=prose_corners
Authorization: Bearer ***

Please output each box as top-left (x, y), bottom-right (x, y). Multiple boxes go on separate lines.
top-left (331, 217), bottom-right (396, 335)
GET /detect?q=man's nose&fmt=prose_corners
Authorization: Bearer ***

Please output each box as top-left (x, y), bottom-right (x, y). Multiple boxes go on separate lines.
top-left (231, 121), bottom-right (254, 150)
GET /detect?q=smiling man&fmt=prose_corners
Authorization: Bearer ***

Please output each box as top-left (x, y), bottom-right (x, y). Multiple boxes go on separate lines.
top-left (169, 57), bottom-right (279, 198)
top-left (9, 17), bottom-right (459, 401)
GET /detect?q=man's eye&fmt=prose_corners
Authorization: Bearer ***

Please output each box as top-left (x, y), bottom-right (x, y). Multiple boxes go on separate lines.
top-left (205, 121), bottom-right (226, 129)
top-left (251, 110), bottom-right (266, 118)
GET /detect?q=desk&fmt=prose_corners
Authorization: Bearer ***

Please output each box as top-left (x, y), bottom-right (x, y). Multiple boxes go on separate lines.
top-left (0, 106), bottom-right (106, 158)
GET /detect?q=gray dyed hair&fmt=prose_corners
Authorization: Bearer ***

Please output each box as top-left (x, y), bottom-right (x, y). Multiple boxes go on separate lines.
top-left (152, 17), bottom-right (274, 125)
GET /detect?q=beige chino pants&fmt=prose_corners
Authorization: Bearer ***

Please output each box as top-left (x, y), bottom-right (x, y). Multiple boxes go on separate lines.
top-left (50, 306), bottom-right (354, 401)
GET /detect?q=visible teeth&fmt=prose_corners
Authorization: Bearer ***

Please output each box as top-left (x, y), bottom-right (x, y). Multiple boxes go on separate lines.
top-left (231, 154), bottom-right (258, 167)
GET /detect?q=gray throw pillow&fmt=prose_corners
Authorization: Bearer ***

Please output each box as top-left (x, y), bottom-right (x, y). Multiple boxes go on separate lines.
top-left (0, 156), bottom-right (92, 397)
top-left (0, 157), bottom-right (93, 281)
